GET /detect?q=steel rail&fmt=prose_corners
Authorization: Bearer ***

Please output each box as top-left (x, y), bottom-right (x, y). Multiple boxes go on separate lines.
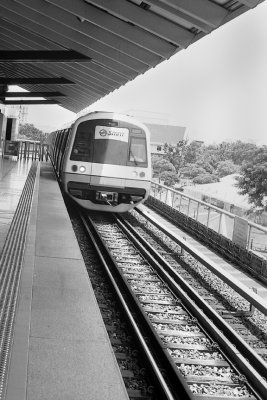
top-left (135, 207), bottom-right (267, 316)
top-left (78, 211), bottom-right (187, 400)
top-left (116, 214), bottom-right (267, 400)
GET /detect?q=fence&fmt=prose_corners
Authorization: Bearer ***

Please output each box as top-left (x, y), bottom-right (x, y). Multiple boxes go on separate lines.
top-left (17, 141), bottom-right (49, 161)
top-left (150, 181), bottom-right (267, 257)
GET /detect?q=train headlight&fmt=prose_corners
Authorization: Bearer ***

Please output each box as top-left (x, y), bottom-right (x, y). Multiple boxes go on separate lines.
top-left (139, 172), bottom-right (145, 178)
top-left (71, 165), bottom-right (78, 172)
top-left (79, 166), bottom-right (86, 173)
top-left (132, 171), bottom-right (138, 177)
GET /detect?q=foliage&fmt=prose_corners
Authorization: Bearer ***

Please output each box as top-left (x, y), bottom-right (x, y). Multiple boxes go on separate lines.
top-left (216, 160), bottom-right (239, 177)
top-left (193, 173), bottom-right (219, 184)
top-left (236, 146), bottom-right (267, 209)
top-left (152, 156), bottom-right (176, 178)
top-left (151, 139), bottom-right (265, 201)
top-left (183, 140), bottom-right (204, 165)
top-left (229, 141), bottom-right (258, 165)
top-left (179, 164), bottom-right (206, 179)
top-left (160, 171), bottom-right (180, 187)
top-left (162, 141), bottom-right (187, 173)
top-left (18, 123), bottom-right (48, 144)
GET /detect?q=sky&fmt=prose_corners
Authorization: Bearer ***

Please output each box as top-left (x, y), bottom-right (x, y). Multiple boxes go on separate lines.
top-left (17, 2), bottom-right (267, 145)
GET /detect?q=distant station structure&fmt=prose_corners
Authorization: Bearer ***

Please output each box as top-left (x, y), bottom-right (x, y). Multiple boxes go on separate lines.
top-left (146, 123), bottom-right (186, 155)
top-left (124, 110), bottom-right (187, 156)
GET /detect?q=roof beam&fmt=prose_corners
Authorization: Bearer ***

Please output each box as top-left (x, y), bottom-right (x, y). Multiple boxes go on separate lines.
top-left (236, 0), bottom-right (261, 7)
top-left (0, 33), bottom-right (118, 91)
top-left (1, 91), bottom-right (66, 98)
top-left (150, 0), bottom-right (228, 27)
top-left (85, 0), bottom-right (195, 47)
top-left (0, 61), bottom-right (105, 101)
top-left (0, 77), bottom-right (74, 85)
top-left (0, 1), bottom-right (146, 77)
top-left (142, 1), bottom-right (211, 33)
top-left (13, 0), bottom-right (161, 68)
top-left (0, 20), bottom-right (129, 85)
top-left (2, 100), bottom-right (60, 105)
top-left (45, 0), bottom-right (177, 58)
top-left (0, 50), bottom-right (91, 63)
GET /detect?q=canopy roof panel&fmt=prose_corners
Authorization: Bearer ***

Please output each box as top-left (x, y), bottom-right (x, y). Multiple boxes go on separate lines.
top-left (0, 0), bottom-right (264, 112)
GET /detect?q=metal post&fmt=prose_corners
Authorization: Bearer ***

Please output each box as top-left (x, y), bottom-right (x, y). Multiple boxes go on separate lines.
top-left (196, 202), bottom-right (200, 221)
top-left (187, 199), bottom-right (191, 217)
top-left (247, 225), bottom-right (252, 250)
top-left (207, 207), bottom-right (211, 228)
top-left (27, 142), bottom-right (30, 159)
top-left (178, 195), bottom-right (182, 212)
top-left (218, 212), bottom-right (223, 234)
top-left (23, 142), bottom-right (27, 159)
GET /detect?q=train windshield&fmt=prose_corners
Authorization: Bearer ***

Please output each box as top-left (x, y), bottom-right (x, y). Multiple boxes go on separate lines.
top-left (128, 137), bottom-right (147, 164)
top-left (70, 119), bottom-right (147, 166)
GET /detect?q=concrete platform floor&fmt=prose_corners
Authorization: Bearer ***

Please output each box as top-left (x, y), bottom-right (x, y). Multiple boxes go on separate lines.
top-left (1, 159), bottom-right (128, 400)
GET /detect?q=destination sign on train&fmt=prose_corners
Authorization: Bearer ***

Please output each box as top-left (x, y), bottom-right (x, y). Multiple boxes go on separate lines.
top-left (95, 126), bottom-right (129, 142)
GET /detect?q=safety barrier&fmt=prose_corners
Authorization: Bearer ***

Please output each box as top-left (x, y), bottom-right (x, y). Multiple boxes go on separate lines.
top-left (18, 141), bottom-right (49, 161)
top-left (147, 183), bottom-right (267, 283)
top-left (150, 182), bottom-right (267, 252)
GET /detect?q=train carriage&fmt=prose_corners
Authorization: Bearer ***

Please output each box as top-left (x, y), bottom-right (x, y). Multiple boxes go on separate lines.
top-left (48, 111), bottom-right (151, 212)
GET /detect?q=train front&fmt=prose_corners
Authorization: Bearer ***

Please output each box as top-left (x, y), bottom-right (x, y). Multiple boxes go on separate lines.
top-left (62, 112), bottom-right (151, 212)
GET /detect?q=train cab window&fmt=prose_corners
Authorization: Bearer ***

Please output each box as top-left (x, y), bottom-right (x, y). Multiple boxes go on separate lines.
top-left (70, 125), bottom-right (93, 162)
top-left (128, 137), bottom-right (147, 165)
top-left (70, 120), bottom-right (147, 167)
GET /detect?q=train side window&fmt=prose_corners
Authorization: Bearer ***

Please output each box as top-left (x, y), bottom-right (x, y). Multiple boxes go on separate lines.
top-left (58, 129), bottom-right (71, 173)
top-left (53, 131), bottom-right (61, 161)
top-left (55, 131), bottom-right (64, 172)
top-left (51, 132), bottom-right (58, 164)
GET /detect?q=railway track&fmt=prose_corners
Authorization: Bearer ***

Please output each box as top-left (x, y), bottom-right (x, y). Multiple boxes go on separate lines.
top-left (126, 208), bottom-right (267, 354)
top-left (73, 208), bottom-right (267, 400)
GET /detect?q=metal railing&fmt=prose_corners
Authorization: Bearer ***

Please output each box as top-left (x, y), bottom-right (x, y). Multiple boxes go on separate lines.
top-left (150, 181), bottom-right (267, 257)
top-left (18, 141), bottom-right (49, 161)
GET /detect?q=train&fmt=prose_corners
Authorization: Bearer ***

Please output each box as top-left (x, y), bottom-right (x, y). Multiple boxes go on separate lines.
top-left (47, 111), bottom-right (151, 212)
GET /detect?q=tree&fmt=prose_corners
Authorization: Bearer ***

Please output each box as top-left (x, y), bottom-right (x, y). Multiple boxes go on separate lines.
top-left (236, 146), bottom-right (267, 209)
top-left (180, 164), bottom-right (207, 179)
top-left (183, 140), bottom-right (204, 165)
top-left (152, 156), bottom-right (176, 177)
top-left (216, 160), bottom-right (239, 177)
top-left (193, 173), bottom-right (219, 184)
top-left (18, 123), bottom-right (48, 144)
top-left (162, 141), bottom-right (187, 174)
top-left (160, 171), bottom-right (179, 187)
top-left (230, 141), bottom-right (258, 165)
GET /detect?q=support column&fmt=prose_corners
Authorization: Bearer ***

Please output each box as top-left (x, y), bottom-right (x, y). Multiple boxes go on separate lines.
top-left (0, 112), bottom-right (7, 154)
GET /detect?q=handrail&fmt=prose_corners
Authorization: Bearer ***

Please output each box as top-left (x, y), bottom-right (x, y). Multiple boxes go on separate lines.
top-left (136, 207), bottom-right (267, 316)
top-left (150, 181), bottom-right (267, 254)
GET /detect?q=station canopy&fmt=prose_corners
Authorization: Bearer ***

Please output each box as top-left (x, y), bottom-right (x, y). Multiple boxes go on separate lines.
top-left (0, 0), bottom-right (264, 113)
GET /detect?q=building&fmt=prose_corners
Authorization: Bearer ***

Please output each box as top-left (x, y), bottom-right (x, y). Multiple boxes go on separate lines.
top-left (145, 123), bottom-right (187, 155)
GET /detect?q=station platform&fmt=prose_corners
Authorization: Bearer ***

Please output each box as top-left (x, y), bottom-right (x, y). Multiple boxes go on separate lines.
top-left (1, 157), bottom-right (266, 400)
top-left (0, 157), bottom-right (128, 400)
